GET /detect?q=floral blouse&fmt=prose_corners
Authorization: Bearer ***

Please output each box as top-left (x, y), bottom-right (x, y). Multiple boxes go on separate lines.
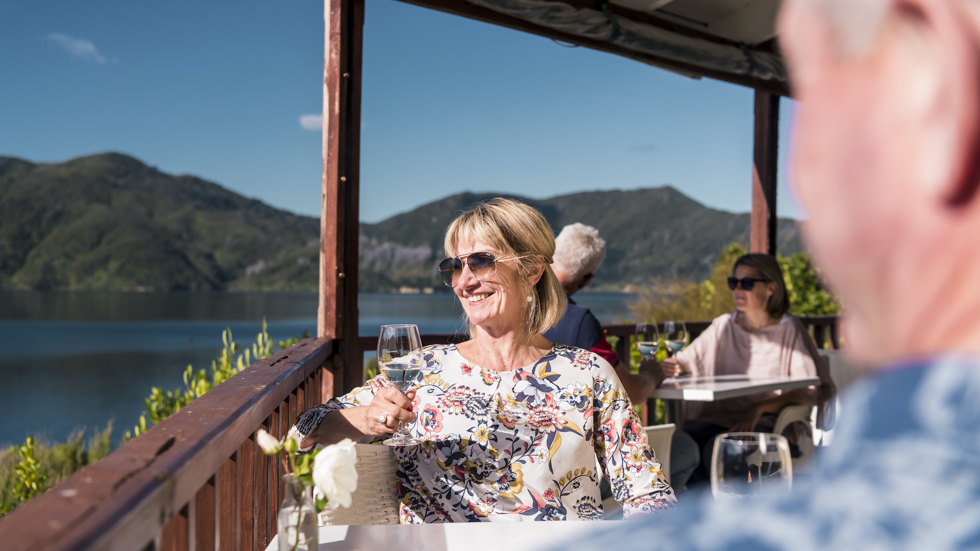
top-left (297, 343), bottom-right (675, 522)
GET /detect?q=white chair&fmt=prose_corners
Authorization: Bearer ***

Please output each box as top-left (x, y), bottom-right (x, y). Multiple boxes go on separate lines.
top-left (772, 350), bottom-right (863, 468)
top-left (812, 349), bottom-right (862, 446)
top-left (644, 424), bottom-right (675, 485)
top-left (601, 424), bottom-right (676, 519)
top-left (318, 443), bottom-right (400, 526)
top-left (772, 404), bottom-right (815, 470)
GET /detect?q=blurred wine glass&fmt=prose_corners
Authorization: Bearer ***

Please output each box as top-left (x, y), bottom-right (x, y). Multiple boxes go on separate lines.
top-left (635, 323), bottom-right (661, 360)
top-left (711, 433), bottom-right (792, 500)
top-left (662, 321), bottom-right (689, 358)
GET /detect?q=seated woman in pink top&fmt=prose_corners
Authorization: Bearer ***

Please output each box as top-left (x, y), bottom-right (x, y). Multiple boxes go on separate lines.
top-left (658, 253), bottom-right (834, 488)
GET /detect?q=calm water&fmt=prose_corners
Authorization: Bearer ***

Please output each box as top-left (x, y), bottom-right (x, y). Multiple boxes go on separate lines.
top-left (0, 291), bottom-right (636, 447)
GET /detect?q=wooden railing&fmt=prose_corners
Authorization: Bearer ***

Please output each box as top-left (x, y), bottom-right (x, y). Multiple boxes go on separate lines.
top-left (602, 315), bottom-right (841, 369)
top-left (354, 316), bottom-right (840, 384)
top-left (356, 316), bottom-right (839, 425)
top-left (0, 338), bottom-right (335, 551)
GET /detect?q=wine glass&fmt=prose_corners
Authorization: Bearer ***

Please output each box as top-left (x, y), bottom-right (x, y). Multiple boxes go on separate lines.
top-left (635, 323), bottom-right (661, 360)
top-left (662, 321), bottom-right (689, 358)
top-left (711, 433), bottom-right (792, 500)
top-left (377, 324), bottom-right (422, 446)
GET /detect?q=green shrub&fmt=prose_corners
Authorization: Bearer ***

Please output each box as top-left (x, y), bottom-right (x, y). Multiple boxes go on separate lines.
top-left (1, 424), bottom-right (113, 517)
top-left (126, 319), bottom-right (309, 439)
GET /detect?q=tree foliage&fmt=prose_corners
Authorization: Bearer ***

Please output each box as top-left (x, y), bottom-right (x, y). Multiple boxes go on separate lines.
top-left (631, 243), bottom-right (839, 323)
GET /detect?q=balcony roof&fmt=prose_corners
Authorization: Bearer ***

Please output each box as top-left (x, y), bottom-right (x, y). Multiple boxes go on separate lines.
top-left (397, 0), bottom-right (788, 95)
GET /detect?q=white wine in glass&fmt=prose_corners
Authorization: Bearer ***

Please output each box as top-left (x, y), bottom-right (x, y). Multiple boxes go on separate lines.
top-left (635, 323), bottom-right (661, 359)
top-left (377, 324), bottom-right (422, 446)
top-left (663, 321), bottom-right (689, 357)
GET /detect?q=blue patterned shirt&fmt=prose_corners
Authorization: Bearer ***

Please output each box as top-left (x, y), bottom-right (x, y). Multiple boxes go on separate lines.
top-left (563, 357), bottom-right (980, 549)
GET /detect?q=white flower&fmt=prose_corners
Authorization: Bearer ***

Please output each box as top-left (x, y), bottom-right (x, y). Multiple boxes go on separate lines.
top-left (256, 429), bottom-right (281, 454)
top-left (312, 439), bottom-right (358, 508)
top-left (286, 426), bottom-right (302, 445)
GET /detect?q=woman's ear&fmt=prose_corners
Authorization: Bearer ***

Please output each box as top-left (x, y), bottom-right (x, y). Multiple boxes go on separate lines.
top-left (525, 255), bottom-right (546, 287)
top-left (528, 264), bottom-right (545, 286)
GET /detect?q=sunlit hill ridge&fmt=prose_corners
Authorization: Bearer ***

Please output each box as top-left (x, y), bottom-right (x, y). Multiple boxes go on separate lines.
top-left (0, 153), bottom-right (804, 293)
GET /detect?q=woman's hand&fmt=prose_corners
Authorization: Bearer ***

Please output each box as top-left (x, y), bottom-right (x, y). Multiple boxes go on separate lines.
top-left (728, 405), bottom-right (763, 433)
top-left (299, 387), bottom-right (418, 449)
top-left (659, 358), bottom-right (687, 379)
top-left (362, 387), bottom-right (417, 437)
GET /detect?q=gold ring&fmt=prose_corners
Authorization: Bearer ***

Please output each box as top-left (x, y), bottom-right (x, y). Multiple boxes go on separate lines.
top-left (379, 413), bottom-right (388, 425)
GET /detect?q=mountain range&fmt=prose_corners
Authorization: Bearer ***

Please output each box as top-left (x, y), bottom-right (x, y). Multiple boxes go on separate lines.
top-left (0, 153), bottom-right (803, 293)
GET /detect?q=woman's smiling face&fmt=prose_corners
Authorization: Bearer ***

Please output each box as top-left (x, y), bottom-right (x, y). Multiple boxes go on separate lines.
top-left (451, 239), bottom-right (528, 335)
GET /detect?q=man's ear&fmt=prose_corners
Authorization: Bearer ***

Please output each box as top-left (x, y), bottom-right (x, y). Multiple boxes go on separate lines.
top-left (893, 0), bottom-right (980, 206)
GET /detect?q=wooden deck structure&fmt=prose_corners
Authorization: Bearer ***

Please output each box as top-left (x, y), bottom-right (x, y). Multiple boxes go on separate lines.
top-left (0, 0), bottom-right (804, 549)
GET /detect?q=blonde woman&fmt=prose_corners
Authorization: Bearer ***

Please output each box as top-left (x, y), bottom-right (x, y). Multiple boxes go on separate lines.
top-left (296, 198), bottom-right (674, 522)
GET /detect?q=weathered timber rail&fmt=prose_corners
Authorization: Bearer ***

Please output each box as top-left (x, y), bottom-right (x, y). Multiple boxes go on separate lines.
top-left (356, 315), bottom-right (840, 382)
top-left (0, 338), bottom-right (334, 551)
top-left (351, 316), bottom-right (840, 382)
top-left (356, 316), bottom-right (838, 424)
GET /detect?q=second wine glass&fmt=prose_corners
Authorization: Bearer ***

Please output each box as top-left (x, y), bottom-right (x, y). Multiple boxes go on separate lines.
top-left (663, 321), bottom-right (689, 358)
top-left (377, 324), bottom-right (422, 446)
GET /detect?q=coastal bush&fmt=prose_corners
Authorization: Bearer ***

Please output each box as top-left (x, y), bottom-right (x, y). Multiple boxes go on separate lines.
top-left (0, 424), bottom-right (112, 517)
top-left (126, 319), bottom-right (309, 439)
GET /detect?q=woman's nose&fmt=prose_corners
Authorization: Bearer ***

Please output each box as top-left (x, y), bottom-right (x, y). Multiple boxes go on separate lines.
top-left (455, 261), bottom-right (479, 289)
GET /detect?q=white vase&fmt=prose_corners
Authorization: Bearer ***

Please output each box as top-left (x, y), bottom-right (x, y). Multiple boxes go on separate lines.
top-left (278, 475), bottom-right (318, 551)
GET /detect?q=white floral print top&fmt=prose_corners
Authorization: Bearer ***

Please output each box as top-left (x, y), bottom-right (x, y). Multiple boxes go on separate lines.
top-left (299, 343), bottom-right (675, 522)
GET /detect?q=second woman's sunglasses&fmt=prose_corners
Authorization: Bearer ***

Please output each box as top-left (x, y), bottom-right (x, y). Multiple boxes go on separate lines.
top-left (438, 252), bottom-right (525, 287)
top-left (727, 276), bottom-right (769, 291)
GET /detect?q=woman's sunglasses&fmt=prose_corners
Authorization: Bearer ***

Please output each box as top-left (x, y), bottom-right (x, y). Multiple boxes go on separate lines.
top-left (727, 277), bottom-right (769, 291)
top-left (438, 252), bottom-right (524, 287)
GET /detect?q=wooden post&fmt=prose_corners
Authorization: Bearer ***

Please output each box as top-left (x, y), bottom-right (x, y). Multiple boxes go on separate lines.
top-left (319, 0), bottom-right (364, 396)
top-left (750, 90), bottom-right (779, 255)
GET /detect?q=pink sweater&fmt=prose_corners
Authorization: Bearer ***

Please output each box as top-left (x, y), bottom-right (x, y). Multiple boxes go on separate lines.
top-left (674, 313), bottom-right (830, 428)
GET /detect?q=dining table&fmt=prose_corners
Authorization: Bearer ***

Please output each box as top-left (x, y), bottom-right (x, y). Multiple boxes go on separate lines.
top-left (648, 374), bottom-right (821, 429)
top-left (266, 521), bottom-right (606, 551)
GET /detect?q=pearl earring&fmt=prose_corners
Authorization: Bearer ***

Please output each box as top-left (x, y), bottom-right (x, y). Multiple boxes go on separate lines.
top-left (526, 295), bottom-right (532, 303)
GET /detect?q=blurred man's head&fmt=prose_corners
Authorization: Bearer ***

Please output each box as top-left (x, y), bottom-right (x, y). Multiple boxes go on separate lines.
top-left (779, 0), bottom-right (980, 365)
top-left (552, 223), bottom-right (606, 296)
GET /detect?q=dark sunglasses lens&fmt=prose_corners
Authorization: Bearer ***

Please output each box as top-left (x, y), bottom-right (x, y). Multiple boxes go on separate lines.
top-left (439, 258), bottom-right (461, 287)
top-left (727, 277), bottom-right (755, 291)
top-left (467, 253), bottom-right (496, 277)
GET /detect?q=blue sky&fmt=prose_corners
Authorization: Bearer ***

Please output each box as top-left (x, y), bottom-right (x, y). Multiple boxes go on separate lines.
top-left (0, 0), bottom-right (801, 223)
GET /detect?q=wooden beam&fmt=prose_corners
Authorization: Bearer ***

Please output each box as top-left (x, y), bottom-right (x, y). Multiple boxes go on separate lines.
top-left (751, 90), bottom-right (779, 255)
top-left (393, 0), bottom-right (789, 96)
top-left (319, 0), bottom-right (364, 393)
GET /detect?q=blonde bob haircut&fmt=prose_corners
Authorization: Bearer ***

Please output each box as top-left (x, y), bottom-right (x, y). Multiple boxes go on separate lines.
top-left (444, 198), bottom-right (567, 336)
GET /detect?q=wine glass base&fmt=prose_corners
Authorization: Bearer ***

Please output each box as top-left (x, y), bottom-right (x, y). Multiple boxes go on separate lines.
top-left (383, 435), bottom-right (419, 447)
